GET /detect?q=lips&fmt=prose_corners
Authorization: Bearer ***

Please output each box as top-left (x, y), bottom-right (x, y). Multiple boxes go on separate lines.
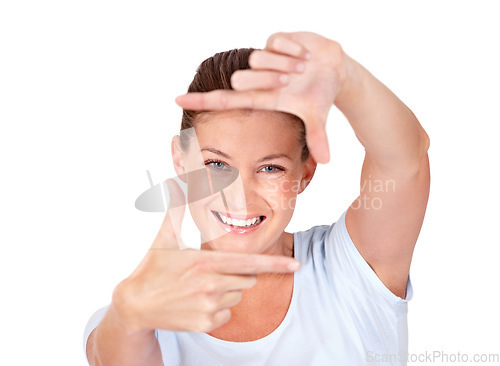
top-left (211, 210), bottom-right (266, 234)
top-left (213, 211), bottom-right (263, 220)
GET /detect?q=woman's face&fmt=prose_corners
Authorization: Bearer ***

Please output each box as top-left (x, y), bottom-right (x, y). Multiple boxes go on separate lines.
top-left (173, 109), bottom-right (316, 256)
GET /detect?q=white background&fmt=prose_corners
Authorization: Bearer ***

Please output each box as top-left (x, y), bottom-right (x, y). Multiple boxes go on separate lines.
top-left (1, 1), bottom-right (499, 365)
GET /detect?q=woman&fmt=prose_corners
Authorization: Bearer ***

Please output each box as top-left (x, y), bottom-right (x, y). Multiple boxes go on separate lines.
top-left (84, 31), bottom-right (430, 365)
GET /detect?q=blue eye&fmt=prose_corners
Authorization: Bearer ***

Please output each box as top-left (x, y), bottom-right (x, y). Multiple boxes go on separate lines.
top-left (260, 165), bottom-right (285, 173)
top-left (205, 159), bottom-right (229, 170)
top-left (205, 160), bottom-right (285, 174)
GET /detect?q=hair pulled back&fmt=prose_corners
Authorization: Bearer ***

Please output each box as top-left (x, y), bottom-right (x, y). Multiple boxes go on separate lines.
top-left (180, 48), bottom-right (310, 162)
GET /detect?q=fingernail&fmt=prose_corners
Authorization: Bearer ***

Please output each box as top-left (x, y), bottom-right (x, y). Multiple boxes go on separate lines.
top-left (320, 141), bottom-right (330, 163)
top-left (288, 260), bottom-right (301, 271)
top-left (175, 94), bottom-right (186, 104)
top-left (279, 74), bottom-right (289, 84)
top-left (304, 52), bottom-right (311, 60)
top-left (296, 62), bottom-right (305, 72)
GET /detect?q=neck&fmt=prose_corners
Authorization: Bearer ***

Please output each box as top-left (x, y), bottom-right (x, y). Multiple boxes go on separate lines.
top-left (199, 231), bottom-right (295, 258)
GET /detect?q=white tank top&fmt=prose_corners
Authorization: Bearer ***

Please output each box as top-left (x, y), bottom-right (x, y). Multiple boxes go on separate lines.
top-left (84, 209), bottom-right (413, 365)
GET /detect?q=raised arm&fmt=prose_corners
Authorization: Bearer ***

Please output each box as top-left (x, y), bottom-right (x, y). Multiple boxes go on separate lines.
top-left (335, 54), bottom-right (430, 299)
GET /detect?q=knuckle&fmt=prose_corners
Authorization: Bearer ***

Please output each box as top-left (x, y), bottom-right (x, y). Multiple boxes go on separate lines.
top-left (195, 275), bottom-right (218, 295)
top-left (200, 295), bottom-right (218, 313)
top-left (247, 92), bottom-right (256, 109)
top-left (272, 36), bottom-right (284, 50)
top-left (274, 73), bottom-right (287, 88)
top-left (218, 90), bottom-right (228, 107)
top-left (287, 59), bottom-right (298, 71)
top-left (193, 254), bottom-right (212, 272)
top-left (267, 33), bottom-right (285, 49)
top-left (329, 39), bottom-right (343, 54)
top-left (230, 72), bottom-right (240, 89)
top-left (248, 50), bottom-right (260, 68)
top-left (202, 279), bottom-right (218, 295)
top-left (199, 93), bottom-right (206, 110)
top-left (195, 314), bottom-right (214, 333)
top-left (244, 256), bottom-right (258, 273)
top-left (326, 40), bottom-right (343, 61)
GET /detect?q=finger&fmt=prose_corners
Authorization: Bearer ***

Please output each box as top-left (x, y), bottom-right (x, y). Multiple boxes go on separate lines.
top-left (217, 274), bottom-right (257, 291)
top-left (209, 252), bottom-right (301, 274)
top-left (151, 178), bottom-right (186, 250)
top-left (266, 32), bottom-right (310, 59)
top-left (305, 122), bottom-right (330, 164)
top-left (211, 308), bottom-right (232, 329)
top-left (231, 70), bottom-right (289, 91)
top-left (214, 290), bottom-right (243, 310)
top-left (175, 89), bottom-right (278, 112)
top-left (249, 50), bottom-right (307, 74)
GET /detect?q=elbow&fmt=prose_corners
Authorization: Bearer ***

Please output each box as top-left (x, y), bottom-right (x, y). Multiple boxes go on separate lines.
top-left (419, 130), bottom-right (430, 165)
top-left (398, 131), bottom-right (430, 178)
top-left (421, 129), bottom-right (430, 153)
top-left (409, 107), bottom-right (430, 155)
top-left (408, 132), bottom-right (430, 177)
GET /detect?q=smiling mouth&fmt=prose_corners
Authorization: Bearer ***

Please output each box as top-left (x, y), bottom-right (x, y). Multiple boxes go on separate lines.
top-left (211, 210), bottom-right (266, 228)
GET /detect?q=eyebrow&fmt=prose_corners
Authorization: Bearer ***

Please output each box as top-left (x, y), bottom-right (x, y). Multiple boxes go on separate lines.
top-left (201, 147), bottom-right (292, 162)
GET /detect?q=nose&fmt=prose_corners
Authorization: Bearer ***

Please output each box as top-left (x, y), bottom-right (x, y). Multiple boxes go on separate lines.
top-left (221, 171), bottom-right (257, 214)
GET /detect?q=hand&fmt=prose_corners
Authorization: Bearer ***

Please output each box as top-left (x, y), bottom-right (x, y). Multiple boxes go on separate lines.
top-left (111, 179), bottom-right (301, 334)
top-left (175, 31), bottom-right (348, 164)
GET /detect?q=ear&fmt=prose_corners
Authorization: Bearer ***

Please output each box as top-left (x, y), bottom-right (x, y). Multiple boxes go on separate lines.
top-left (297, 154), bottom-right (317, 194)
top-left (171, 135), bottom-right (188, 183)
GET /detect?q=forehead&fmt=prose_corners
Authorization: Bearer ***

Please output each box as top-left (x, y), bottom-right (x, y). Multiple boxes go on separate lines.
top-left (194, 110), bottom-right (301, 149)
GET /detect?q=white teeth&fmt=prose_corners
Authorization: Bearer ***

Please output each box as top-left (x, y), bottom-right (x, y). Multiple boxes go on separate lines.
top-left (216, 212), bottom-right (263, 227)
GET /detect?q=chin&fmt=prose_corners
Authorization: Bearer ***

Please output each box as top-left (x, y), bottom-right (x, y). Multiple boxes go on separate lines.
top-left (193, 206), bottom-right (289, 255)
top-left (200, 239), bottom-right (260, 253)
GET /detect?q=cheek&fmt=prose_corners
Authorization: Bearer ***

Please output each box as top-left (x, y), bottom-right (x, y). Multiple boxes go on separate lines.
top-left (263, 178), bottom-right (301, 212)
top-left (187, 179), bottom-right (209, 204)
top-left (187, 186), bottom-right (226, 218)
top-left (187, 194), bottom-right (229, 242)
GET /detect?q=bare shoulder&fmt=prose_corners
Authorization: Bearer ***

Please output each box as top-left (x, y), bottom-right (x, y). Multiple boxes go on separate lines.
top-left (86, 328), bottom-right (97, 365)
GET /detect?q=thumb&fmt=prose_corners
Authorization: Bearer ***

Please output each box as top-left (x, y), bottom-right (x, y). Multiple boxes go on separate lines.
top-left (305, 121), bottom-right (330, 164)
top-left (151, 178), bottom-right (186, 250)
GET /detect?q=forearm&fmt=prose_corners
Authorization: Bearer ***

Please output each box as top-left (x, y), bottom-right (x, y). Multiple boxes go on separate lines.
top-left (88, 304), bottom-right (162, 366)
top-left (334, 51), bottom-right (430, 175)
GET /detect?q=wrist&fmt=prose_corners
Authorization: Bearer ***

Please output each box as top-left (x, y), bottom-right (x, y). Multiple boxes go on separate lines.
top-left (110, 280), bottom-right (150, 335)
top-left (333, 48), bottom-right (366, 112)
top-left (92, 299), bottom-right (159, 366)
